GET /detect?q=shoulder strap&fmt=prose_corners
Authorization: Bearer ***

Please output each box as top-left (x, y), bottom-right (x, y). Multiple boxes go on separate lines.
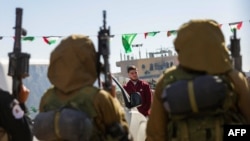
top-left (68, 86), bottom-right (99, 118)
top-left (162, 67), bottom-right (198, 86)
top-left (42, 86), bottom-right (100, 118)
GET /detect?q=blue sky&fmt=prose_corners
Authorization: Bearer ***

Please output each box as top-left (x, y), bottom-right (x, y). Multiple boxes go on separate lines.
top-left (0, 0), bottom-right (249, 73)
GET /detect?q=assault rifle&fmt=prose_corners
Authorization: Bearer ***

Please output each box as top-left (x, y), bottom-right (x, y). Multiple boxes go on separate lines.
top-left (97, 10), bottom-right (112, 93)
top-left (230, 28), bottom-right (242, 72)
top-left (8, 8), bottom-right (30, 111)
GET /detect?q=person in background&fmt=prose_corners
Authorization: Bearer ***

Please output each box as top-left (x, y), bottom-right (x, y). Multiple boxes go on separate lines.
top-left (146, 19), bottom-right (250, 141)
top-left (123, 65), bottom-right (152, 117)
top-left (0, 84), bottom-right (33, 141)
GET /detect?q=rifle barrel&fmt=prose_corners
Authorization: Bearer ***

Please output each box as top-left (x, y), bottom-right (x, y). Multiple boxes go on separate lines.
top-left (13, 8), bottom-right (23, 53)
top-left (98, 10), bottom-right (112, 93)
top-left (8, 8), bottom-right (30, 112)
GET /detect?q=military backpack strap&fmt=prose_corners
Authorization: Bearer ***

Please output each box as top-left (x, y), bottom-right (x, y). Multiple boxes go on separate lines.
top-left (54, 110), bottom-right (61, 140)
top-left (187, 80), bottom-right (198, 113)
top-left (214, 118), bottom-right (222, 141)
top-left (179, 120), bottom-right (189, 141)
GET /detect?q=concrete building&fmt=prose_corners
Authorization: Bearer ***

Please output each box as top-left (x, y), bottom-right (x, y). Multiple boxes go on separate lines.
top-left (115, 48), bottom-right (179, 86)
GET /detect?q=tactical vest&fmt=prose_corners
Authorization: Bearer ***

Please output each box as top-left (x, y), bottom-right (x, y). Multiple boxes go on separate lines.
top-left (33, 86), bottom-right (102, 141)
top-left (161, 68), bottom-right (246, 141)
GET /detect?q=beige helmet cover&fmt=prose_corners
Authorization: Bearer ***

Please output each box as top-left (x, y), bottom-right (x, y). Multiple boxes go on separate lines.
top-left (48, 34), bottom-right (97, 93)
top-left (174, 19), bottom-right (232, 74)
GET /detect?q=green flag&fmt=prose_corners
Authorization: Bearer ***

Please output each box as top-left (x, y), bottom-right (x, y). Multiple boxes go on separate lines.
top-left (30, 106), bottom-right (37, 113)
top-left (22, 36), bottom-right (35, 41)
top-left (122, 34), bottom-right (137, 53)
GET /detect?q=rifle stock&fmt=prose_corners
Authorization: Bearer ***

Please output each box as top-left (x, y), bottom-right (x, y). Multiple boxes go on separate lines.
top-left (230, 28), bottom-right (242, 72)
top-left (8, 8), bottom-right (30, 111)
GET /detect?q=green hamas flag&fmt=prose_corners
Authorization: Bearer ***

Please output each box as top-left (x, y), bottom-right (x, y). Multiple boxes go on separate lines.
top-left (22, 36), bottom-right (35, 41)
top-left (122, 33), bottom-right (137, 53)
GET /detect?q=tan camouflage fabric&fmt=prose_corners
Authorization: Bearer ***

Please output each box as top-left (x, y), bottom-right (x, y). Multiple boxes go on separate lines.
top-left (174, 19), bottom-right (232, 74)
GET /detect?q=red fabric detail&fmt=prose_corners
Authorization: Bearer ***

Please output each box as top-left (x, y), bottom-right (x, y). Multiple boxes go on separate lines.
top-left (123, 80), bottom-right (152, 117)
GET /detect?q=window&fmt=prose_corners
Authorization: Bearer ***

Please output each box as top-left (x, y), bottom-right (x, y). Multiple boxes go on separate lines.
top-left (154, 63), bottom-right (164, 70)
top-left (141, 64), bottom-right (145, 69)
top-left (144, 70), bottom-right (150, 75)
top-left (150, 63), bottom-right (154, 71)
top-left (166, 62), bottom-right (170, 68)
top-left (170, 62), bottom-right (174, 66)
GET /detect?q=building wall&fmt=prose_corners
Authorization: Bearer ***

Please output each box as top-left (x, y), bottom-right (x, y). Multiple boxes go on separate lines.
top-left (116, 54), bottom-right (178, 82)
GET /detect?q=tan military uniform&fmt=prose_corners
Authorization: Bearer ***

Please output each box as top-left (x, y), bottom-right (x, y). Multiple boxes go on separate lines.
top-left (38, 35), bottom-right (130, 140)
top-left (146, 20), bottom-right (250, 141)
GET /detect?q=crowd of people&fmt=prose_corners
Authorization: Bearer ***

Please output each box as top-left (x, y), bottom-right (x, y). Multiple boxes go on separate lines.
top-left (0, 19), bottom-right (250, 141)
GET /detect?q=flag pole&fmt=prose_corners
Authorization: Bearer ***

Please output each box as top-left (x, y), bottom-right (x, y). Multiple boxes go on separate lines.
top-left (132, 44), bottom-right (143, 59)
